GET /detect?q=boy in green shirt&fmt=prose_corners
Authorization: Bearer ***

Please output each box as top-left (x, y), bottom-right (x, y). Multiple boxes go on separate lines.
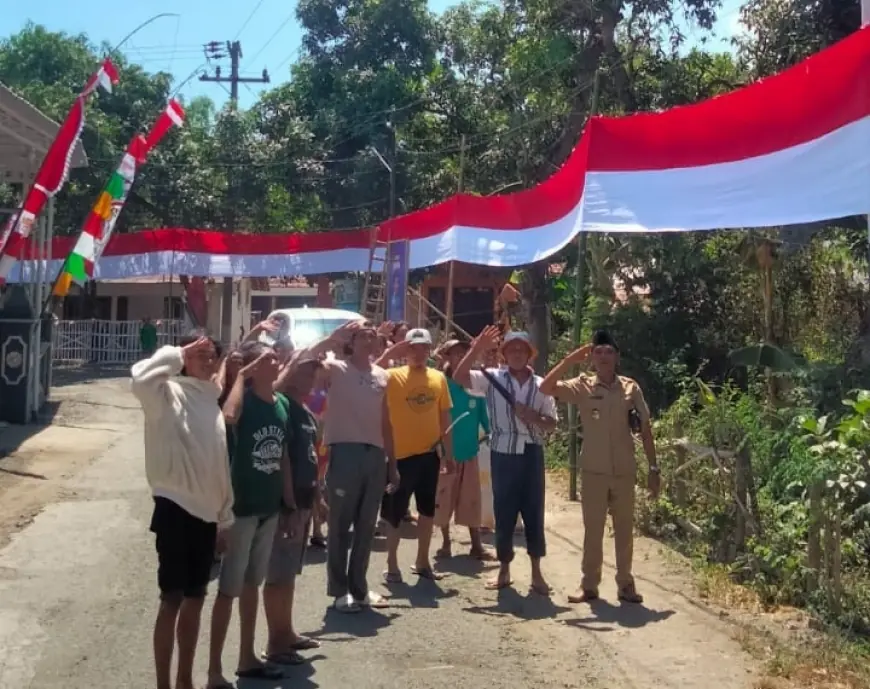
top-left (433, 341), bottom-right (493, 560)
top-left (207, 342), bottom-right (286, 687)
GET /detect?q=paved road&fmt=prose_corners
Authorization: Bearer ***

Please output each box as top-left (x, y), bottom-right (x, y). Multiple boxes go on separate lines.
top-left (0, 378), bottom-right (757, 689)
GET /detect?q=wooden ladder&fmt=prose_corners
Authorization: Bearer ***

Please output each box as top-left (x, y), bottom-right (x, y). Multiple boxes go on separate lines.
top-left (361, 228), bottom-right (389, 323)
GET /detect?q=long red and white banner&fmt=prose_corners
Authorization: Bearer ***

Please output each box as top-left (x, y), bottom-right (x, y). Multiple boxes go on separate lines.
top-left (11, 26), bottom-right (870, 281)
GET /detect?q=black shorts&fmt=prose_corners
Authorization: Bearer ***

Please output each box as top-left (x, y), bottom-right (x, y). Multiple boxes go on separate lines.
top-left (381, 452), bottom-right (440, 528)
top-left (150, 497), bottom-right (217, 599)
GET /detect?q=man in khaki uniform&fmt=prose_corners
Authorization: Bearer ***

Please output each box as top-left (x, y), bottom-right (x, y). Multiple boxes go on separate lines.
top-left (539, 331), bottom-right (659, 604)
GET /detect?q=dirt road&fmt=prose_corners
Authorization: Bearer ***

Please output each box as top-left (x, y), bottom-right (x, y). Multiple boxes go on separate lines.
top-left (0, 373), bottom-right (758, 689)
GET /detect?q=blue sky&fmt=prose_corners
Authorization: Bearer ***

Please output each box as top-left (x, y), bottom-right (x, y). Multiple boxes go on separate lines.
top-left (6, 0), bottom-right (743, 109)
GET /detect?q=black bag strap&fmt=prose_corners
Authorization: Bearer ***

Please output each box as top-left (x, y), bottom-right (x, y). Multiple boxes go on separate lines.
top-left (480, 367), bottom-right (515, 409)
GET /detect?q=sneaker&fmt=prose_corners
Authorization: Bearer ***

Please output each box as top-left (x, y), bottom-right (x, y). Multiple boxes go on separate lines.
top-left (333, 594), bottom-right (361, 613)
top-left (356, 591), bottom-right (389, 609)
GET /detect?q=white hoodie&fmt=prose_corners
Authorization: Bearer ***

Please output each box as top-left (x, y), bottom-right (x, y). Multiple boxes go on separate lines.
top-left (130, 345), bottom-right (234, 528)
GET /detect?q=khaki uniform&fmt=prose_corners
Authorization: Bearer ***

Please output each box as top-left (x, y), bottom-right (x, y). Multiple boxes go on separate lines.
top-left (556, 374), bottom-right (650, 592)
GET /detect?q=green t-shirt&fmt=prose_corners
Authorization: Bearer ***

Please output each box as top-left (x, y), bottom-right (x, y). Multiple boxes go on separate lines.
top-left (230, 390), bottom-right (288, 518)
top-left (446, 378), bottom-right (490, 462)
top-left (285, 397), bottom-right (319, 510)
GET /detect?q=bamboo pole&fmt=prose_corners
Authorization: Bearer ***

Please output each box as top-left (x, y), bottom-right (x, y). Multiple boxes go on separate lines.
top-left (568, 68), bottom-right (601, 502)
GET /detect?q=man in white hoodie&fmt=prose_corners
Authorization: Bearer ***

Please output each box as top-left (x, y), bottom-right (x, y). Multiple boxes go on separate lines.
top-left (130, 334), bottom-right (234, 689)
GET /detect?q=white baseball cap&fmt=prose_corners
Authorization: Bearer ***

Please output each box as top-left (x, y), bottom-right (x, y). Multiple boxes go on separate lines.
top-left (500, 331), bottom-right (537, 358)
top-left (405, 328), bottom-right (433, 345)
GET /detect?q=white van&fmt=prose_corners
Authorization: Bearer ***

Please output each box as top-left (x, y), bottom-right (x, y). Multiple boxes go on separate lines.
top-left (260, 307), bottom-right (365, 350)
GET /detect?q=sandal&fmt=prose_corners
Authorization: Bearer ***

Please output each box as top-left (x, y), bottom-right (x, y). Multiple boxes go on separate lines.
top-left (357, 591), bottom-right (389, 608)
top-left (309, 535), bottom-right (327, 548)
top-left (236, 665), bottom-right (284, 679)
top-left (484, 577), bottom-right (513, 590)
top-left (261, 650), bottom-right (305, 666)
top-left (530, 581), bottom-right (553, 596)
top-left (470, 548), bottom-right (496, 561)
top-left (411, 565), bottom-right (447, 581)
top-left (618, 586), bottom-right (644, 604)
top-left (383, 570), bottom-right (404, 584)
top-left (291, 636), bottom-right (321, 650)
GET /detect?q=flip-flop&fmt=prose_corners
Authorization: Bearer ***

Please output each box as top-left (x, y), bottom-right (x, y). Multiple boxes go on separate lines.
top-left (470, 549), bottom-right (496, 561)
top-left (411, 565), bottom-right (447, 581)
top-left (261, 650), bottom-right (306, 665)
top-left (236, 665), bottom-right (284, 679)
top-left (530, 582), bottom-right (553, 596)
top-left (484, 578), bottom-right (513, 590)
top-left (383, 570), bottom-right (403, 584)
top-left (290, 636), bottom-right (321, 650)
top-left (309, 536), bottom-right (327, 548)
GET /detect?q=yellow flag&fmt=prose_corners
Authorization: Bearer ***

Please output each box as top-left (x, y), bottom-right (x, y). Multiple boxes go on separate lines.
top-left (93, 191), bottom-right (113, 220)
top-left (53, 271), bottom-right (73, 298)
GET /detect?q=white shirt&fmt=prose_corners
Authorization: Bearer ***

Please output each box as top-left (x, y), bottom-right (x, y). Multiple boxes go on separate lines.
top-left (130, 346), bottom-right (234, 528)
top-left (469, 368), bottom-right (557, 455)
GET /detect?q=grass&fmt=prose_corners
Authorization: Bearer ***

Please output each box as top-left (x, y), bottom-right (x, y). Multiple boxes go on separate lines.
top-left (691, 562), bottom-right (870, 689)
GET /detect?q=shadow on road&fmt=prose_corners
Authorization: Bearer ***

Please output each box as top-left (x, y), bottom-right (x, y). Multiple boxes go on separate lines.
top-left (0, 400), bottom-right (60, 460)
top-left (309, 607), bottom-right (399, 641)
top-left (383, 576), bottom-right (460, 609)
top-left (463, 587), bottom-right (573, 620)
top-left (432, 552), bottom-right (498, 580)
top-left (52, 364), bottom-right (131, 388)
top-left (562, 599), bottom-right (676, 631)
top-left (237, 658), bottom-right (320, 689)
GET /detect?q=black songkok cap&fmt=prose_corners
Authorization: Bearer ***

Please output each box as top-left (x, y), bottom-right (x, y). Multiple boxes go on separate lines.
top-left (592, 330), bottom-right (619, 352)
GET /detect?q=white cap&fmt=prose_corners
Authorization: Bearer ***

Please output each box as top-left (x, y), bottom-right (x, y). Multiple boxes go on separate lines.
top-left (405, 328), bottom-right (433, 345)
top-left (500, 331), bottom-right (537, 358)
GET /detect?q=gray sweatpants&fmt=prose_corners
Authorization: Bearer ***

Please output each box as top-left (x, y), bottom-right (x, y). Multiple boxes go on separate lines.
top-left (326, 443), bottom-right (387, 600)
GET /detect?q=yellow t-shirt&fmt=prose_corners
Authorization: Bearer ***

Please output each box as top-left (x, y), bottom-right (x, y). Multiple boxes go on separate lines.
top-left (386, 365), bottom-right (452, 460)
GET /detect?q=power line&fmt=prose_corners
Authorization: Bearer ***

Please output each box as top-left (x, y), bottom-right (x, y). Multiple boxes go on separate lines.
top-left (235, 0), bottom-right (268, 40)
top-left (246, 11), bottom-right (296, 66)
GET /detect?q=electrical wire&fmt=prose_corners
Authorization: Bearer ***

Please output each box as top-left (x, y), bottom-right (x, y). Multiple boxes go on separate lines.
top-left (247, 11), bottom-right (296, 66)
top-left (235, 0), bottom-right (268, 40)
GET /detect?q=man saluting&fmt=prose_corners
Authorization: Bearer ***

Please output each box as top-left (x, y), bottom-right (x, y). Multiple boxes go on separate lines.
top-left (539, 330), bottom-right (659, 605)
top-left (453, 326), bottom-right (558, 595)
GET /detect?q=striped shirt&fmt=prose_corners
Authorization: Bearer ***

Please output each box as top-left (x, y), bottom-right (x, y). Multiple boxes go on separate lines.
top-left (469, 368), bottom-right (557, 455)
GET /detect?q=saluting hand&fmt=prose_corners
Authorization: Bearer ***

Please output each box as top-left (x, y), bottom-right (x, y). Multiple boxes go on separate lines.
top-left (473, 325), bottom-right (501, 352)
top-left (181, 337), bottom-right (214, 367)
top-left (239, 352), bottom-right (273, 379)
top-left (565, 344), bottom-right (593, 365)
top-left (377, 321), bottom-right (395, 337)
top-left (331, 320), bottom-right (363, 343)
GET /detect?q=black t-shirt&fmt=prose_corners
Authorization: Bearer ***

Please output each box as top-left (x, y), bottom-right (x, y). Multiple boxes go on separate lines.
top-left (285, 396), bottom-right (319, 509)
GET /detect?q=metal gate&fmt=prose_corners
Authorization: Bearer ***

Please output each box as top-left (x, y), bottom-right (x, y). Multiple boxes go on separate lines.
top-left (52, 319), bottom-right (185, 365)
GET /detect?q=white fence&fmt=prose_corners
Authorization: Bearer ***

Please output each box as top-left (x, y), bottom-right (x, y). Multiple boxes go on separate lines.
top-left (53, 319), bottom-right (186, 365)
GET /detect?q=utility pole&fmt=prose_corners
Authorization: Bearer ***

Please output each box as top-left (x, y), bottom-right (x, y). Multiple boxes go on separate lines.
top-left (199, 41), bottom-right (270, 344)
top-left (568, 68), bottom-right (602, 502)
top-left (445, 134), bottom-right (466, 335)
top-left (387, 107), bottom-right (397, 223)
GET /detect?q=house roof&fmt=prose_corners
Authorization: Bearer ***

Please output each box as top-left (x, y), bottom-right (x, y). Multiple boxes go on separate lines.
top-left (0, 83), bottom-right (88, 185)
